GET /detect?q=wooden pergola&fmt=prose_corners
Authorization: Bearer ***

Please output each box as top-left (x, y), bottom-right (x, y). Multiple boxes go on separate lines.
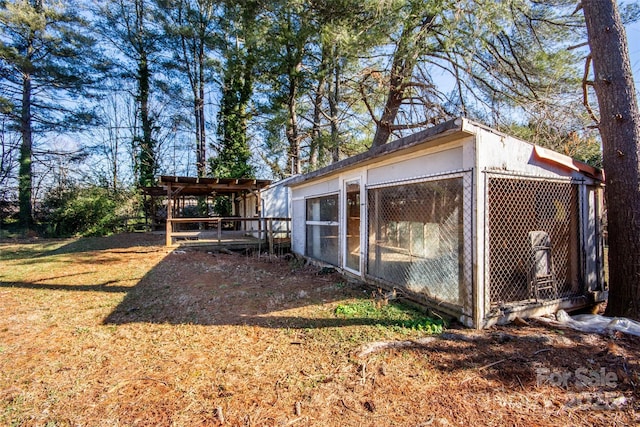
top-left (144, 175), bottom-right (272, 197)
top-left (142, 175), bottom-right (280, 247)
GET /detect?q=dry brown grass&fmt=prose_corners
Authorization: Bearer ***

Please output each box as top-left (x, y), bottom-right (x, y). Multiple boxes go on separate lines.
top-left (0, 233), bottom-right (639, 426)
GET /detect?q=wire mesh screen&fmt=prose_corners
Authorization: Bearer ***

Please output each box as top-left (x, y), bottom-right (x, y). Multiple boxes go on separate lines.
top-left (367, 174), bottom-right (472, 309)
top-left (486, 175), bottom-right (582, 307)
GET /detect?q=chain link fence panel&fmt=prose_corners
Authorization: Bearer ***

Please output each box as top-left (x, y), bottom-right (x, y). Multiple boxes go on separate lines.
top-left (367, 172), bottom-right (473, 312)
top-left (486, 174), bottom-right (582, 308)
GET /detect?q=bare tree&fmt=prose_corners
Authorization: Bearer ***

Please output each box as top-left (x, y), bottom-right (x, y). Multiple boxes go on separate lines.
top-left (157, 0), bottom-right (218, 178)
top-left (0, 117), bottom-right (19, 210)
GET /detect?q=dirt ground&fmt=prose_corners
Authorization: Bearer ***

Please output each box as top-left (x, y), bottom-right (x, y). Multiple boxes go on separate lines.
top-left (0, 233), bottom-right (639, 426)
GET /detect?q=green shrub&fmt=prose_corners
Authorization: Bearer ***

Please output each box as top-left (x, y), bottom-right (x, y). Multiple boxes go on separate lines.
top-left (41, 186), bottom-right (134, 237)
top-left (213, 195), bottom-right (232, 217)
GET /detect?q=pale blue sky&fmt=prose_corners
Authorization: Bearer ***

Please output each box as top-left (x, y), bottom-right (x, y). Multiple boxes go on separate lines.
top-left (626, 20), bottom-right (640, 90)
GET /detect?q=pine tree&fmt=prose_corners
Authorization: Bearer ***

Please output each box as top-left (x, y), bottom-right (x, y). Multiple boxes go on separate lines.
top-left (582, 0), bottom-right (640, 319)
top-left (0, 0), bottom-right (103, 228)
top-left (365, 0), bottom-right (584, 146)
top-left (210, 0), bottom-right (258, 179)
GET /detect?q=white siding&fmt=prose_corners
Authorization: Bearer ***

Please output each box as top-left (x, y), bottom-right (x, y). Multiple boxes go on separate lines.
top-left (367, 147), bottom-right (464, 186)
top-left (262, 183), bottom-right (290, 218)
top-left (293, 178), bottom-right (340, 198)
top-left (468, 121), bottom-right (595, 182)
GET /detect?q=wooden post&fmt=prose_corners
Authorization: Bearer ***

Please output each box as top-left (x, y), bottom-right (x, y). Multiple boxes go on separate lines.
top-left (217, 218), bottom-right (222, 244)
top-left (166, 183), bottom-right (173, 247)
top-left (142, 193), bottom-right (147, 231)
top-left (268, 218), bottom-right (274, 254)
top-left (286, 217), bottom-right (291, 241)
top-left (231, 192), bottom-right (236, 215)
top-left (243, 194), bottom-right (247, 232)
top-left (151, 194), bottom-right (156, 231)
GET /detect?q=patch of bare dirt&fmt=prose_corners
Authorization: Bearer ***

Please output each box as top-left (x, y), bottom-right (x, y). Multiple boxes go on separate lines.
top-left (0, 233), bottom-right (638, 426)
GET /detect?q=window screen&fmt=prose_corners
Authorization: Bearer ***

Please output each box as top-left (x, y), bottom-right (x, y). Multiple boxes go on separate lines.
top-left (305, 194), bottom-right (339, 265)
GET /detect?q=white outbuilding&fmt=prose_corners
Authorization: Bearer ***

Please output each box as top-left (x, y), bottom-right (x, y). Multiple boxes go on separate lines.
top-left (284, 118), bottom-right (607, 328)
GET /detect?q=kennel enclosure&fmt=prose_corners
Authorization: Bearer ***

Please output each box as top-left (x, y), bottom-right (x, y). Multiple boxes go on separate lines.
top-left (284, 118), bottom-right (606, 328)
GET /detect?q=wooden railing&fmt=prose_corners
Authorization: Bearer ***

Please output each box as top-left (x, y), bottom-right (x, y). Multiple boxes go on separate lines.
top-left (165, 216), bottom-right (291, 251)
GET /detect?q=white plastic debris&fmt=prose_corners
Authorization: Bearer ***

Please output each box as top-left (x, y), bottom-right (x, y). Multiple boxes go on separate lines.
top-left (555, 310), bottom-right (640, 337)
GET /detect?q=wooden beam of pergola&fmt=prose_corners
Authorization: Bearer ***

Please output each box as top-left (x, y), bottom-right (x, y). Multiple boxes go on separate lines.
top-left (141, 175), bottom-right (271, 197)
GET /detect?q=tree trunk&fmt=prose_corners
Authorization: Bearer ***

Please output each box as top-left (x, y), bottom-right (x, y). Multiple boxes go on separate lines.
top-left (138, 49), bottom-right (155, 187)
top-left (309, 73), bottom-right (325, 170)
top-left (329, 52), bottom-right (340, 163)
top-left (582, 0), bottom-right (640, 319)
top-left (18, 73), bottom-right (33, 229)
top-left (129, 0), bottom-right (156, 189)
top-left (177, 9), bottom-right (207, 179)
top-left (369, 13), bottom-right (434, 148)
top-left (196, 37), bottom-right (206, 178)
top-left (111, 98), bottom-right (119, 192)
top-left (370, 55), bottom-right (411, 148)
top-left (195, 97), bottom-right (206, 177)
top-left (194, 96), bottom-right (206, 177)
top-left (285, 45), bottom-right (302, 176)
top-left (17, 3), bottom-right (41, 229)
top-left (286, 80), bottom-right (300, 175)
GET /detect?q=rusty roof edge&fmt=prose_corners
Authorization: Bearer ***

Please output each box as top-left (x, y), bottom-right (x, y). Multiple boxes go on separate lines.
top-left (286, 117), bottom-right (467, 187)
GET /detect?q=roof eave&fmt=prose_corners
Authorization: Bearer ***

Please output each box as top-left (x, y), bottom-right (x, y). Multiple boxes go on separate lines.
top-left (287, 117), bottom-right (468, 187)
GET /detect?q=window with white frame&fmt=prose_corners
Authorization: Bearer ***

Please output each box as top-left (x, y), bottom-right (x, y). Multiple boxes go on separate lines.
top-left (305, 194), bottom-right (339, 265)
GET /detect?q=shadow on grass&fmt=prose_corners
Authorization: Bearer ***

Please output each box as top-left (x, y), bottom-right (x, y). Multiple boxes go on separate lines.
top-left (0, 233), bottom-right (164, 261)
top-left (45, 233), bottom-right (164, 256)
top-left (100, 244), bottom-right (640, 393)
top-left (100, 261), bottom-right (385, 329)
top-left (2, 232), bottom-right (375, 328)
top-left (0, 239), bottom-right (72, 260)
top-left (360, 329), bottom-right (639, 391)
top-left (99, 246), bottom-right (639, 391)
top-left (10, 247), bottom-right (163, 270)
top-left (4, 233), bottom-right (638, 393)
top-left (0, 280), bottom-right (131, 293)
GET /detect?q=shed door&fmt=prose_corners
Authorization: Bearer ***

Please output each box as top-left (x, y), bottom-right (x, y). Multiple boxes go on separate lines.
top-left (344, 180), bottom-right (361, 273)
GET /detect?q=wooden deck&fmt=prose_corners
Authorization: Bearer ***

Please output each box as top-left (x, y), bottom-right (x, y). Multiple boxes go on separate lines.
top-left (164, 217), bottom-right (291, 252)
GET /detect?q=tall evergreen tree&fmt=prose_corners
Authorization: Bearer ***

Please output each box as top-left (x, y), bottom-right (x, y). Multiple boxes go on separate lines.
top-left (257, 0), bottom-right (374, 176)
top-left (363, 0), bottom-right (584, 146)
top-left (209, 0), bottom-right (258, 179)
top-left (0, 0), bottom-right (102, 228)
top-left (308, 0), bottom-right (391, 168)
top-left (582, 0), bottom-right (640, 319)
top-left (368, 0), bottom-right (441, 147)
top-left (257, 0), bottom-right (584, 172)
top-left (259, 0), bottom-right (316, 176)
